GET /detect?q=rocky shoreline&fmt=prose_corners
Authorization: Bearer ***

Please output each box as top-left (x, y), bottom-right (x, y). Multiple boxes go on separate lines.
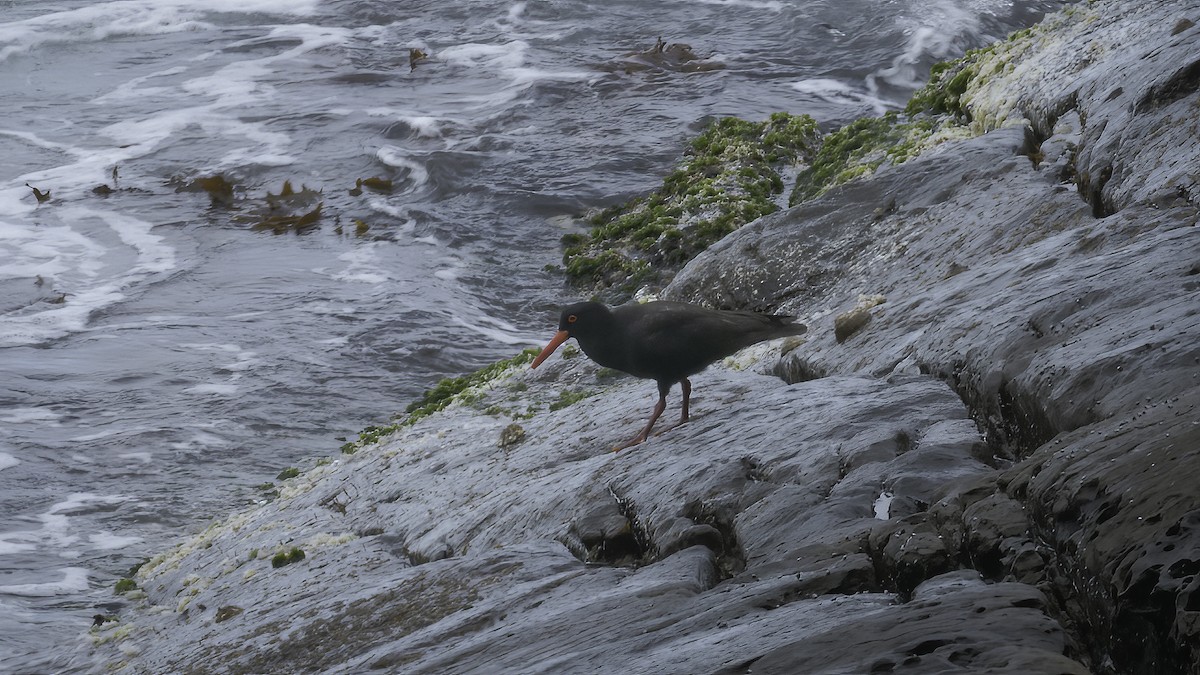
top-left (90, 1), bottom-right (1198, 672)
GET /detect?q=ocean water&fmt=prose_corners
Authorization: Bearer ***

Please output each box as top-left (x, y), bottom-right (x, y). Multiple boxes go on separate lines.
top-left (0, 0), bottom-right (1064, 670)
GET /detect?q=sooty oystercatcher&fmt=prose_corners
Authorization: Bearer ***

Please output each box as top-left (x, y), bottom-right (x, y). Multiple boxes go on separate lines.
top-left (531, 300), bottom-right (806, 451)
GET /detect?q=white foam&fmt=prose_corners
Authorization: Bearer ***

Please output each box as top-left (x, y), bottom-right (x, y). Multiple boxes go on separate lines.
top-left (868, 0), bottom-right (985, 95)
top-left (328, 243), bottom-right (395, 284)
top-left (0, 452), bottom-right (17, 472)
top-left (375, 147), bottom-right (430, 188)
top-left (688, 0), bottom-right (785, 10)
top-left (167, 427), bottom-right (233, 452)
top-left (183, 24), bottom-right (351, 104)
top-left (365, 204), bottom-right (417, 235)
top-left (0, 534), bottom-right (36, 555)
top-left (90, 24), bottom-right (357, 176)
top-left (117, 452), bottom-right (153, 463)
top-left (184, 383), bottom-right (239, 395)
top-left (790, 79), bottom-right (894, 115)
top-left (69, 426), bottom-right (157, 443)
top-left (434, 266), bottom-right (462, 282)
top-left (507, 66), bottom-right (595, 86)
top-left (91, 65), bottom-right (190, 103)
top-left (0, 0), bottom-right (321, 62)
top-left (0, 217), bottom-right (105, 280)
top-left (180, 343), bottom-right (259, 376)
top-left (0, 407), bottom-right (62, 425)
top-left (87, 533), bottom-right (143, 550)
top-left (398, 116), bottom-right (444, 138)
top-left (439, 41), bottom-right (529, 70)
top-left (180, 343), bottom-right (242, 353)
top-left (874, 491), bottom-right (895, 520)
top-left (0, 128), bottom-right (76, 156)
top-left (0, 494), bottom-right (132, 560)
top-left (450, 311), bottom-right (537, 347)
top-left (0, 568), bottom-right (89, 597)
top-left (48, 493), bottom-right (129, 514)
top-left (219, 354), bottom-right (259, 373)
top-left (0, 208), bottom-right (176, 346)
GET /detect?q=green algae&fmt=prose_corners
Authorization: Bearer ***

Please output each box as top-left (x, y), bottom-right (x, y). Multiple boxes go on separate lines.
top-left (402, 349), bottom-right (540, 424)
top-left (904, 22), bottom-right (1043, 127)
top-left (549, 388), bottom-right (593, 411)
top-left (563, 112), bottom-right (819, 299)
top-left (271, 547), bottom-right (305, 568)
top-left (338, 349), bottom-right (540, 454)
top-left (498, 422), bottom-right (526, 449)
top-left (788, 113), bottom-right (953, 206)
top-left (785, 21), bottom-right (1052, 206)
top-left (904, 46), bottom-right (1001, 121)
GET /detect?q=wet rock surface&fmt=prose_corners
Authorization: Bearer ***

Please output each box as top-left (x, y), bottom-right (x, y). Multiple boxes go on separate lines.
top-left (90, 1), bottom-right (1198, 673)
top-left (91, 366), bottom-right (1086, 674)
top-left (664, 1), bottom-right (1200, 671)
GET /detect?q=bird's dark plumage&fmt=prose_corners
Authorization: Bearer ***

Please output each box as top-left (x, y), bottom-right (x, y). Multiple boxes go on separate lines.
top-left (531, 300), bottom-right (806, 450)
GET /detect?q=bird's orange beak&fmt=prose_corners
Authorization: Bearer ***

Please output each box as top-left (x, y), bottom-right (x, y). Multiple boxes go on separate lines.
top-left (530, 330), bottom-right (570, 369)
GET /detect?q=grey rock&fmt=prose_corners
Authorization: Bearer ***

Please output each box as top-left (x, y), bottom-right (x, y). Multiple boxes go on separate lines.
top-left (664, 2), bottom-right (1200, 671)
top-left (737, 572), bottom-right (1087, 675)
top-left (88, 2), bottom-right (1199, 673)
top-left (90, 366), bottom-right (1078, 674)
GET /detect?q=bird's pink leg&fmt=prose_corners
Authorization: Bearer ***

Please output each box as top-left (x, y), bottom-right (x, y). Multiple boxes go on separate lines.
top-left (614, 390), bottom-right (668, 452)
top-left (678, 378), bottom-right (691, 424)
top-left (614, 379), bottom-right (696, 451)
top-left (651, 378), bottom-right (691, 439)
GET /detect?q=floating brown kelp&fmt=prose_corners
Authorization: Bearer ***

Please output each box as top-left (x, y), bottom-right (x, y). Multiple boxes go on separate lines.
top-left (601, 36), bottom-right (725, 75)
top-left (171, 174), bottom-right (397, 234)
top-left (349, 177), bottom-right (393, 195)
top-left (250, 203), bottom-right (323, 235)
top-left (175, 174), bottom-right (237, 207)
top-left (409, 48), bottom-right (428, 71)
top-left (25, 183), bottom-right (51, 204)
top-left (240, 180), bottom-right (324, 234)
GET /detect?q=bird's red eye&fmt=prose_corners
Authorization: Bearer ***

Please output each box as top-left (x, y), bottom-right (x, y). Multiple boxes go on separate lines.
top-left (567, 314), bottom-right (578, 324)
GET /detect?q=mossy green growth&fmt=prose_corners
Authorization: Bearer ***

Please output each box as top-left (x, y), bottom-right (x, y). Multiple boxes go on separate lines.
top-left (276, 467), bottom-right (300, 481)
top-left (788, 112), bottom-right (952, 206)
top-left (564, 112), bottom-right (819, 300)
top-left (787, 17), bottom-right (1053, 207)
top-left (549, 389), bottom-right (593, 411)
top-left (903, 27), bottom-right (1030, 122)
top-left (113, 578), bottom-right (137, 594)
top-left (271, 548), bottom-right (305, 568)
top-left (790, 115), bottom-right (899, 205)
top-left (905, 55), bottom-right (984, 120)
top-left (338, 349), bottom-right (540, 454)
top-left (402, 348), bottom-right (539, 424)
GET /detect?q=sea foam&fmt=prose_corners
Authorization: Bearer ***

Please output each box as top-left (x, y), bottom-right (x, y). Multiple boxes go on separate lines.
top-left (0, 567), bottom-right (90, 596)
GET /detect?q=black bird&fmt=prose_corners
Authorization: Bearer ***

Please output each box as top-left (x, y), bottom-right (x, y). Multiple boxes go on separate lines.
top-left (531, 300), bottom-right (807, 450)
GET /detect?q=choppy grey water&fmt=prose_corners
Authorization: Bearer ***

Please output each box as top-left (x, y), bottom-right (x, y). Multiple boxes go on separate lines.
top-left (0, 0), bottom-right (1063, 670)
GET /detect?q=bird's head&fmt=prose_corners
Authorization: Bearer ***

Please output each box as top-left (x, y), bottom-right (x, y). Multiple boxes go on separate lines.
top-left (531, 301), bottom-right (609, 368)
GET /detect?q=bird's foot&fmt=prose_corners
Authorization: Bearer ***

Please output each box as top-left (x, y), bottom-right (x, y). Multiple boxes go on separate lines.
top-left (612, 433), bottom-right (648, 453)
top-left (652, 416), bottom-right (690, 438)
